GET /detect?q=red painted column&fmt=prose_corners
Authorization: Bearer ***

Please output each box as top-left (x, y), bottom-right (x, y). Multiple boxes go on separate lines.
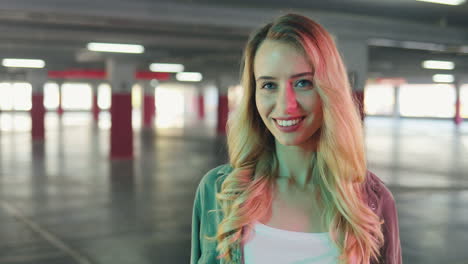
top-left (141, 82), bottom-right (156, 129)
top-left (197, 93), bottom-right (205, 120)
top-left (27, 70), bottom-right (48, 141)
top-left (142, 95), bottom-right (155, 128)
top-left (216, 75), bottom-right (236, 135)
top-left (110, 93), bottom-right (133, 158)
top-left (217, 95), bottom-right (229, 134)
top-left (107, 59), bottom-right (135, 159)
top-left (31, 93), bottom-right (45, 140)
top-left (57, 81), bottom-right (64, 116)
top-left (352, 90), bottom-right (365, 121)
top-left (454, 79), bottom-right (463, 125)
top-left (91, 83), bottom-right (100, 122)
top-left (455, 99), bottom-right (462, 125)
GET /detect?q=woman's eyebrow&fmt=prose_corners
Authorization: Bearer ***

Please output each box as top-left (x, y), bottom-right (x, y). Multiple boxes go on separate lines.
top-left (256, 76), bottom-right (275, 81)
top-left (290, 72), bottom-right (313, 78)
top-left (256, 72), bottom-right (313, 81)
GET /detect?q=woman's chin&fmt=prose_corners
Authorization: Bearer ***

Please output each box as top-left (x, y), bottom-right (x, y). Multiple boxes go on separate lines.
top-left (275, 136), bottom-right (302, 147)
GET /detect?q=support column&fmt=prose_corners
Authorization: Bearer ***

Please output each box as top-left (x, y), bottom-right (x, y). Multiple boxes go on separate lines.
top-left (57, 80), bottom-right (64, 117)
top-left (27, 70), bottom-right (48, 141)
top-left (216, 75), bottom-right (236, 135)
top-left (337, 37), bottom-right (368, 121)
top-left (197, 89), bottom-right (205, 121)
top-left (393, 85), bottom-right (400, 119)
top-left (107, 58), bottom-right (135, 159)
top-left (454, 77), bottom-right (463, 125)
top-left (141, 81), bottom-right (156, 129)
top-left (91, 81), bottom-right (100, 122)
top-left (217, 95), bottom-right (228, 134)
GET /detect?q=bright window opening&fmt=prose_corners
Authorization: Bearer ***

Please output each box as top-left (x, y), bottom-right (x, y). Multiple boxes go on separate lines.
top-left (0, 82), bottom-right (32, 111)
top-left (364, 84), bottom-right (395, 115)
top-left (461, 84), bottom-right (468, 118)
top-left (399, 84), bottom-right (455, 118)
top-left (44, 82), bottom-right (60, 110)
top-left (62, 83), bottom-right (92, 110)
top-left (98, 83), bottom-right (111, 110)
top-left (155, 83), bottom-right (186, 128)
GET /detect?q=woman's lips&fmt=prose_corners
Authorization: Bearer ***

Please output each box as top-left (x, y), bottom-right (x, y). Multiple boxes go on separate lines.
top-left (273, 116), bottom-right (305, 133)
top-left (273, 115), bottom-right (305, 121)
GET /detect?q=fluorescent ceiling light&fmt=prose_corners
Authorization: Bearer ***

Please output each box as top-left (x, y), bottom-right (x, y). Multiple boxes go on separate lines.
top-left (150, 63), bottom-right (184, 73)
top-left (2, 58), bottom-right (45, 68)
top-left (416, 0), bottom-right (465, 5)
top-left (433, 74), bottom-right (454, 83)
top-left (422, 60), bottom-right (455, 70)
top-left (87, 42), bottom-right (144, 54)
top-left (176, 72), bottom-right (203, 82)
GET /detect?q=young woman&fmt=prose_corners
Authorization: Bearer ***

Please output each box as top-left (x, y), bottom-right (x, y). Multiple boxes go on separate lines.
top-left (191, 13), bottom-right (402, 264)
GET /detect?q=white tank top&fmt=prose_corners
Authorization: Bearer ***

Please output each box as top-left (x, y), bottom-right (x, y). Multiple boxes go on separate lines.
top-left (243, 221), bottom-right (340, 264)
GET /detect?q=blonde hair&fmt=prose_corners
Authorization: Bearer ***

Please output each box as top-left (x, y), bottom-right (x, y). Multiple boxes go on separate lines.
top-left (210, 13), bottom-right (384, 264)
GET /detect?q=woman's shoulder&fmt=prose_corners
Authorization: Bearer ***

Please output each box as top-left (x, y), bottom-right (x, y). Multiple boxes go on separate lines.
top-left (365, 171), bottom-right (402, 263)
top-left (197, 163), bottom-right (234, 195)
top-left (364, 170), bottom-right (397, 214)
top-left (365, 171), bottom-right (396, 199)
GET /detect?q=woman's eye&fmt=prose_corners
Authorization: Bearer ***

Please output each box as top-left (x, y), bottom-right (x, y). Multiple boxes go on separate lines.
top-left (295, 79), bottom-right (313, 88)
top-left (261, 82), bottom-right (276, 90)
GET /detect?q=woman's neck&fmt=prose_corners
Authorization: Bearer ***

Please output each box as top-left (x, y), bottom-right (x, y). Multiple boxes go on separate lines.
top-left (274, 136), bottom-right (319, 191)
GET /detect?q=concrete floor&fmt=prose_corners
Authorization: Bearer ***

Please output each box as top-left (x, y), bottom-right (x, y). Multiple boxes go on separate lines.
top-left (0, 112), bottom-right (467, 264)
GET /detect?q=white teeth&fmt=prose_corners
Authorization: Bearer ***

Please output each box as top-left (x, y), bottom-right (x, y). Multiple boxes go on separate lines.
top-left (275, 118), bottom-right (303, 127)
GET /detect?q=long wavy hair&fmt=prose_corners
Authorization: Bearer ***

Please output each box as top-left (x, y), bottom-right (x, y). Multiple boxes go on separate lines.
top-left (211, 13), bottom-right (384, 264)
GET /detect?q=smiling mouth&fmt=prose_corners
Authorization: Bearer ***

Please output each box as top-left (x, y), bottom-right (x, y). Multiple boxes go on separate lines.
top-left (273, 116), bottom-right (305, 127)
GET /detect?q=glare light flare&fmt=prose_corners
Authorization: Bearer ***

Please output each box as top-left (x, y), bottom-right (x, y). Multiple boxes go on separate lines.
top-left (176, 72), bottom-right (203, 82)
top-left (422, 60), bottom-right (455, 70)
top-left (416, 0), bottom-right (465, 5)
top-left (433, 74), bottom-right (454, 83)
top-left (87, 42), bottom-right (144, 54)
top-left (2, 59), bottom-right (45, 68)
top-left (150, 63), bottom-right (184, 73)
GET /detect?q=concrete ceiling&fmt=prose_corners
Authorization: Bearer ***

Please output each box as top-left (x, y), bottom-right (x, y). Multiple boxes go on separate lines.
top-left (174, 0), bottom-right (468, 28)
top-left (0, 0), bottom-right (466, 80)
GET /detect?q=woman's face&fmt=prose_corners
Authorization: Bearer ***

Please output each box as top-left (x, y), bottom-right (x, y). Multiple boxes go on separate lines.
top-left (254, 39), bottom-right (323, 147)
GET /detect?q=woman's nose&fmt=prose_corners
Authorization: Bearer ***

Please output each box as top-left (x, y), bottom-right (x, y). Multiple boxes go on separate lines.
top-left (282, 81), bottom-right (298, 114)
